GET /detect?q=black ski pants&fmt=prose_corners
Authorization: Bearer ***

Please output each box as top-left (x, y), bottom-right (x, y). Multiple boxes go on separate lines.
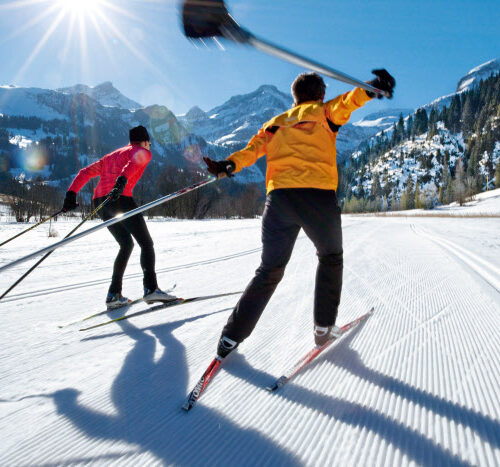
top-left (94, 196), bottom-right (158, 295)
top-left (222, 188), bottom-right (343, 343)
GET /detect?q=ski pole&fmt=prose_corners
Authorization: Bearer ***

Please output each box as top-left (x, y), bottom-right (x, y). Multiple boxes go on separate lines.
top-left (181, 0), bottom-right (389, 98)
top-left (0, 198), bottom-right (110, 301)
top-left (0, 178), bottom-right (216, 276)
top-left (0, 209), bottom-right (64, 247)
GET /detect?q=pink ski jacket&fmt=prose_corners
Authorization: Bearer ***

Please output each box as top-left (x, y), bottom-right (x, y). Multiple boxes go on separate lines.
top-left (68, 144), bottom-right (152, 199)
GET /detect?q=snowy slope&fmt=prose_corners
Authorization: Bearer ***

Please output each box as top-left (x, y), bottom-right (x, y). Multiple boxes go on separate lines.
top-left (0, 203), bottom-right (499, 465)
top-left (381, 187), bottom-right (500, 217)
top-left (0, 86), bottom-right (69, 120)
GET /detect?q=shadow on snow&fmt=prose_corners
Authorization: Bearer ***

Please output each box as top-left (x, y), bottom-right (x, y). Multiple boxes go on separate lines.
top-left (39, 307), bottom-right (498, 465)
top-left (50, 308), bottom-right (300, 466)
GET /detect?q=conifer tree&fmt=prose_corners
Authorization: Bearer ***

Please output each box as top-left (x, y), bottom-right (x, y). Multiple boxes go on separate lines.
top-left (454, 157), bottom-right (466, 205)
top-left (405, 175), bottom-right (415, 210)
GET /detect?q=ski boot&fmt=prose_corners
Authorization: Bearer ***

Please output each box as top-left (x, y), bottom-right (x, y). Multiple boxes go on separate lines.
top-left (217, 335), bottom-right (238, 358)
top-left (143, 287), bottom-right (178, 304)
top-left (314, 323), bottom-right (342, 346)
top-left (106, 293), bottom-right (132, 310)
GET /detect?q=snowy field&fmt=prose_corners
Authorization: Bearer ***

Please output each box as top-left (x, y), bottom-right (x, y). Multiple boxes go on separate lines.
top-left (0, 196), bottom-right (499, 466)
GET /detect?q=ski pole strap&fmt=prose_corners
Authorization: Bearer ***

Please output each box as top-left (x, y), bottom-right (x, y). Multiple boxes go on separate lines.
top-left (0, 209), bottom-right (64, 247)
top-left (0, 178), bottom-right (216, 274)
top-left (0, 199), bottom-right (109, 301)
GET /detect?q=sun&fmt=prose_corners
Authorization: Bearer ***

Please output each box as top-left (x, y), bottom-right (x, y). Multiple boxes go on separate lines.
top-left (0, 0), bottom-right (169, 85)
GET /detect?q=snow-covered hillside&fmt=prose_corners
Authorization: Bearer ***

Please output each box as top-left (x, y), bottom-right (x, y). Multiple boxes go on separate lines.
top-left (0, 201), bottom-right (499, 465)
top-left (351, 122), bottom-right (468, 199)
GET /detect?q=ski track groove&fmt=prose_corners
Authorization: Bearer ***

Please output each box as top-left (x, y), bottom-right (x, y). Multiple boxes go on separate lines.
top-left (1, 217), bottom-right (499, 465)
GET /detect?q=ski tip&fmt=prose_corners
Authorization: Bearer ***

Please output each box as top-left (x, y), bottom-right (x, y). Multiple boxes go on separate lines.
top-left (181, 403), bottom-right (192, 412)
top-left (265, 385), bottom-right (279, 392)
top-left (369, 307), bottom-right (375, 314)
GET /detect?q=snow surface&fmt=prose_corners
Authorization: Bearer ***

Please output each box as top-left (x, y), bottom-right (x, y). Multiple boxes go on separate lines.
top-left (0, 205), bottom-right (499, 465)
top-left (381, 188), bottom-right (500, 217)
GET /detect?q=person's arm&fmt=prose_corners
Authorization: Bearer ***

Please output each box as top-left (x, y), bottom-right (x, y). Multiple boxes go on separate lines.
top-left (325, 87), bottom-right (373, 127)
top-left (227, 127), bottom-right (268, 172)
top-left (67, 159), bottom-right (103, 194)
top-left (63, 159), bottom-right (102, 212)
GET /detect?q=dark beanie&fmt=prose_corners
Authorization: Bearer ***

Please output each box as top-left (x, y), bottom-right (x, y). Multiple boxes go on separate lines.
top-left (129, 125), bottom-right (150, 143)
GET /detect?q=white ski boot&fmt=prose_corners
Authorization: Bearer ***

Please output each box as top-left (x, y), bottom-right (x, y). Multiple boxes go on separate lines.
top-left (143, 288), bottom-right (178, 304)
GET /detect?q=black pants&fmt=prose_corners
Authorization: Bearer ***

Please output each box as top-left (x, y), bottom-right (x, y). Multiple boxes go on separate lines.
top-left (94, 196), bottom-right (158, 295)
top-left (223, 188), bottom-right (343, 343)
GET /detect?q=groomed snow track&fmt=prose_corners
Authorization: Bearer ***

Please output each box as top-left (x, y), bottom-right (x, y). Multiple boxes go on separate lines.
top-left (0, 216), bottom-right (499, 466)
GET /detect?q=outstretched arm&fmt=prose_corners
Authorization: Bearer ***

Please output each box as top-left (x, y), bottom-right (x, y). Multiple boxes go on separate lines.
top-left (227, 127), bottom-right (268, 172)
top-left (326, 69), bottom-right (395, 126)
top-left (67, 159), bottom-right (103, 194)
top-left (64, 159), bottom-right (103, 212)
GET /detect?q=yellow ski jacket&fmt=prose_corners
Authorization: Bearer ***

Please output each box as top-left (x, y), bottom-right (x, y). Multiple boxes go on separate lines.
top-left (228, 87), bottom-right (372, 193)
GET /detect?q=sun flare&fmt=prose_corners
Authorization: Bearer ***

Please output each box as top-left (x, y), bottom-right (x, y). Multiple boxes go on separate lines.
top-left (58, 0), bottom-right (103, 16)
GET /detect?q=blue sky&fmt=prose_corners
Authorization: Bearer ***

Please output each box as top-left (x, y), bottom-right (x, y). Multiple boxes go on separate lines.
top-left (0, 0), bottom-right (498, 119)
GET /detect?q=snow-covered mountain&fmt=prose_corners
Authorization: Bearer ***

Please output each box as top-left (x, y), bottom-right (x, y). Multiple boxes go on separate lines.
top-left (178, 85), bottom-right (293, 148)
top-left (2, 58), bottom-right (498, 193)
top-left (456, 58), bottom-right (500, 93)
top-left (345, 59), bottom-right (500, 210)
top-left (425, 58), bottom-right (500, 111)
top-left (0, 85), bottom-right (70, 120)
top-left (57, 81), bottom-right (142, 110)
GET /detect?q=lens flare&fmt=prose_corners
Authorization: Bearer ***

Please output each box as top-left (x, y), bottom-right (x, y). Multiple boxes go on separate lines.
top-left (22, 148), bottom-right (47, 171)
top-left (183, 144), bottom-right (202, 164)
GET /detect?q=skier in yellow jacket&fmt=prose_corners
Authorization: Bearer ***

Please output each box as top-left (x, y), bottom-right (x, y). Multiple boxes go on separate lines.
top-left (204, 69), bottom-right (395, 357)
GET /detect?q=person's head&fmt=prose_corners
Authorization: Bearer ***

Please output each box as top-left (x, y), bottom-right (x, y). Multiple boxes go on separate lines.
top-left (291, 72), bottom-right (326, 106)
top-left (129, 125), bottom-right (151, 149)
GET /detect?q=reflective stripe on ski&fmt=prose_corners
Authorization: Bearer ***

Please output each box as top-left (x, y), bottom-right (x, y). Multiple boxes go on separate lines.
top-left (182, 356), bottom-right (223, 412)
top-left (78, 291), bottom-right (242, 331)
top-left (266, 308), bottom-right (374, 392)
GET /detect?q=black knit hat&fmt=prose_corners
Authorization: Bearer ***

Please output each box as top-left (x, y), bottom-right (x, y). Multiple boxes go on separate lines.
top-left (129, 125), bottom-right (150, 143)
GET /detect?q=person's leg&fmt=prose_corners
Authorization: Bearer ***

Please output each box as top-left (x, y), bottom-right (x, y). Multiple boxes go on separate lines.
top-left (294, 189), bottom-right (343, 327)
top-left (118, 199), bottom-right (158, 292)
top-left (106, 223), bottom-right (134, 294)
top-left (96, 198), bottom-right (135, 295)
top-left (222, 190), bottom-right (300, 343)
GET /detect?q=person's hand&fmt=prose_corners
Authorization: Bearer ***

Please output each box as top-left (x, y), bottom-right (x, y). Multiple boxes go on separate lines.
top-left (62, 191), bottom-right (79, 212)
top-left (108, 175), bottom-right (127, 201)
top-left (366, 69), bottom-right (396, 99)
top-left (203, 157), bottom-right (236, 179)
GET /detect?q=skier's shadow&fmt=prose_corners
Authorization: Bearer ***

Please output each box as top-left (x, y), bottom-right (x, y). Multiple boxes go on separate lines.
top-left (223, 320), bottom-right (499, 467)
top-left (51, 308), bottom-right (300, 466)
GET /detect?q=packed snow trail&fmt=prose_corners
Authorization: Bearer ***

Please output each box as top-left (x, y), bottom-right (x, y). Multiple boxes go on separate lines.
top-left (0, 216), bottom-right (499, 466)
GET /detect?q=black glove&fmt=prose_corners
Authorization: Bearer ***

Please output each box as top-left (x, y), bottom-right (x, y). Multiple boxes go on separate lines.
top-left (62, 191), bottom-right (79, 212)
top-left (366, 69), bottom-right (396, 99)
top-left (108, 175), bottom-right (127, 201)
top-left (203, 157), bottom-right (236, 178)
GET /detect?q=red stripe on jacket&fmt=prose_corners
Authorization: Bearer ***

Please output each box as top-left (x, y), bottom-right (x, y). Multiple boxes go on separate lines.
top-left (68, 144), bottom-right (152, 199)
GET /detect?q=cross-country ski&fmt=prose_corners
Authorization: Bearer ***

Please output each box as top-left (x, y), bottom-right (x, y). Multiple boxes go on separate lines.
top-left (79, 291), bottom-right (243, 331)
top-left (266, 308), bottom-right (374, 392)
top-left (1, 0), bottom-right (499, 465)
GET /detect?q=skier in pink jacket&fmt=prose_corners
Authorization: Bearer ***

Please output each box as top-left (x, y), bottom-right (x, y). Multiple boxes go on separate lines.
top-left (63, 125), bottom-right (176, 309)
